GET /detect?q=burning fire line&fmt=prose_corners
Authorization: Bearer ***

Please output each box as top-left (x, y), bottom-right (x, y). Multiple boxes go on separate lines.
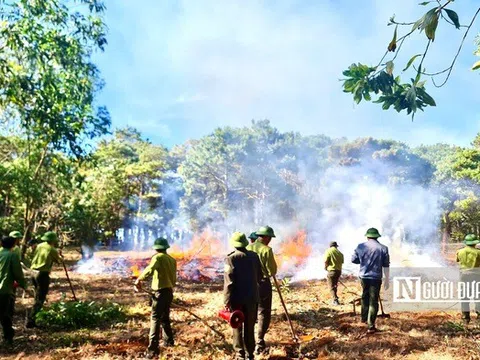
top-left (77, 229), bottom-right (314, 282)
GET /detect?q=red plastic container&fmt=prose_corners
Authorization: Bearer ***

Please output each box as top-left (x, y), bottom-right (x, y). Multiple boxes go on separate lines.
top-left (218, 308), bottom-right (245, 329)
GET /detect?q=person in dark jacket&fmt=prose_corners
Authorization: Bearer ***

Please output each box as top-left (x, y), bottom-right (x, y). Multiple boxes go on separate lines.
top-left (352, 228), bottom-right (390, 334)
top-left (224, 232), bottom-right (262, 360)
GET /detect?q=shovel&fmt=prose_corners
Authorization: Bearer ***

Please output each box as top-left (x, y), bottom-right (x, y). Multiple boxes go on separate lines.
top-left (378, 297), bottom-right (390, 318)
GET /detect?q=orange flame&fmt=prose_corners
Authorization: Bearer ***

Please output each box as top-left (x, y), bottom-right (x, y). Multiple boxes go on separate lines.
top-left (170, 229), bottom-right (226, 260)
top-left (130, 264), bottom-right (141, 278)
top-left (277, 230), bottom-right (311, 272)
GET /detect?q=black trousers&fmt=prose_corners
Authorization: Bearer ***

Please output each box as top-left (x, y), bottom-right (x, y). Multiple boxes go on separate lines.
top-left (327, 270), bottom-right (341, 301)
top-left (29, 271), bottom-right (50, 324)
top-left (0, 294), bottom-right (14, 341)
top-left (8, 287), bottom-right (16, 318)
top-left (257, 279), bottom-right (272, 345)
top-left (360, 278), bottom-right (382, 329)
top-left (148, 288), bottom-right (174, 354)
top-left (232, 302), bottom-right (257, 359)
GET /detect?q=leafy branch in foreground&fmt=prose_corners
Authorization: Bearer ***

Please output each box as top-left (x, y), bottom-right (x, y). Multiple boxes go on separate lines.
top-left (35, 300), bottom-right (126, 329)
top-left (342, 1), bottom-right (480, 118)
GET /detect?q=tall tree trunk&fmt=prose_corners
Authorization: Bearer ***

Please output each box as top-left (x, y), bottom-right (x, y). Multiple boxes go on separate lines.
top-left (442, 211), bottom-right (452, 256)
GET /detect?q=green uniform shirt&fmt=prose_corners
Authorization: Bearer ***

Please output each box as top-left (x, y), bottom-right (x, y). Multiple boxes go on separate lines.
top-left (0, 248), bottom-right (26, 294)
top-left (12, 246), bottom-right (21, 259)
top-left (30, 242), bottom-right (61, 272)
top-left (246, 240), bottom-right (277, 278)
top-left (456, 246), bottom-right (480, 270)
top-left (137, 252), bottom-right (177, 290)
top-left (324, 247), bottom-right (344, 271)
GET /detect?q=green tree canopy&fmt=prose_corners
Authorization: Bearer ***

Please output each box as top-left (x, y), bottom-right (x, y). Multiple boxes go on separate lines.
top-left (341, 1), bottom-right (480, 118)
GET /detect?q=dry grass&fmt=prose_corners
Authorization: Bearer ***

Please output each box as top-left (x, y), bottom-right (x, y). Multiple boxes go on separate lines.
top-left (1, 250), bottom-right (480, 359)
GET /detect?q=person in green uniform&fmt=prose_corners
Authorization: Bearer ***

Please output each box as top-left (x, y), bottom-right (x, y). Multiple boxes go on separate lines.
top-left (9, 231), bottom-right (22, 258)
top-left (134, 237), bottom-right (177, 359)
top-left (0, 236), bottom-right (26, 344)
top-left (26, 231), bottom-right (62, 328)
top-left (248, 232), bottom-right (258, 244)
top-left (324, 241), bottom-right (344, 305)
top-left (246, 225), bottom-right (277, 354)
top-left (8, 231), bottom-right (23, 319)
top-left (456, 234), bottom-right (480, 325)
top-left (224, 232), bottom-right (262, 360)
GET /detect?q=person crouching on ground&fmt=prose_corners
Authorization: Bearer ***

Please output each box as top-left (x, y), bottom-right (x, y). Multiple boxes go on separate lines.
top-left (352, 228), bottom-right (390, 334)
top-left (224, 232), bottom-right (262, 360)
top-left (134, 237), bottom-right (177, 359)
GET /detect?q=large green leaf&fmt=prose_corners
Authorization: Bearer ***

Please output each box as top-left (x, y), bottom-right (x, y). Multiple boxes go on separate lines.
top-left (444, 9), bottom-right (460, 29)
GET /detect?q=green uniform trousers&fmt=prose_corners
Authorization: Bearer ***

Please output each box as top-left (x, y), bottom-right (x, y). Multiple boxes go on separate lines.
top-left (148, 288), bottom-right (174, 355)
top-left (232, 303), bottom-right (257, 360)
top-left (360, 278), bottom-right (382, 329)
top-left (257, 279), bottom-right (272, 347)
top-left (0, 294), bottom-right (14, 341)
top-left (327, 270), bottom-right (341, 301)
top-left (28, 271), bottom-right (50, 324)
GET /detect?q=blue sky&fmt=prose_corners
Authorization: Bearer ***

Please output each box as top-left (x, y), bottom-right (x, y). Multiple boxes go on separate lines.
top-left (94, 0), bottom-right (480, 148)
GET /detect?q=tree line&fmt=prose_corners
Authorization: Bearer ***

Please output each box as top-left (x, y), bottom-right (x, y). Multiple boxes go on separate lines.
top-left (3, 117), bottom-right (480, 252)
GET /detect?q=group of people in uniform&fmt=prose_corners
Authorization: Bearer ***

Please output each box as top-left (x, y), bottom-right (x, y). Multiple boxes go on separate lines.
top-left (133, 225), bottom-right (278, 359)
top-left (2, 226), bottom-right (480, 359)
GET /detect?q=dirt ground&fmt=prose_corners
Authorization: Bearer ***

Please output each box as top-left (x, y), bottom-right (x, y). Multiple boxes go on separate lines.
top-left (1, 250), bottom-right (480, 360)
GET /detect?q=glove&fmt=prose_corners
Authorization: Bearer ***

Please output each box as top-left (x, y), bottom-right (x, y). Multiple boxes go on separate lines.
top-left (133, 280), bottom-right (141, 293)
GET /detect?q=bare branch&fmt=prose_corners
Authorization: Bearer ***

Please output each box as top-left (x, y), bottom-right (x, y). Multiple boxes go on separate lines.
top-left (417, 40), bottom-right (432, 80)
top-left (432, 7), bottom-right (480, 87)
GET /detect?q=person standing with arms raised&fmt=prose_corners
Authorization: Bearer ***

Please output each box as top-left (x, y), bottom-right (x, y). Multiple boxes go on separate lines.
top-left (247, 225), bottom-right (277, 354)
top-left (352, 228), bottom-right (390, 334)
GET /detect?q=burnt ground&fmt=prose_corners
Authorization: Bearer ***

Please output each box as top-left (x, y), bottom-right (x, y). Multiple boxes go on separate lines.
top-left (1, 250), bottom-right (480, 360)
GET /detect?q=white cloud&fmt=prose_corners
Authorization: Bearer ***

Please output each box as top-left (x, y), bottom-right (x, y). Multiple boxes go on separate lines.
top-left (98, 0), bottom-right (480, 146)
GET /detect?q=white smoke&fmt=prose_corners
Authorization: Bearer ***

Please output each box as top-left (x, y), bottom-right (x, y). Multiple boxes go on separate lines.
top-left (287, 162), bottom-right (444, 281)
